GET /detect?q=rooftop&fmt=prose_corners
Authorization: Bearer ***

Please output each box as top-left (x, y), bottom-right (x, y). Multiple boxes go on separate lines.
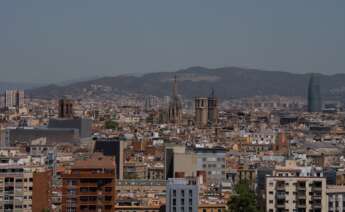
top-left (72, 153), bottom-right (115, 170)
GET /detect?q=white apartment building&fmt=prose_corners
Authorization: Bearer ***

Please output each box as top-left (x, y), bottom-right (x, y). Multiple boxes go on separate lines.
top-left (327, 185), bottom-right (345, 212)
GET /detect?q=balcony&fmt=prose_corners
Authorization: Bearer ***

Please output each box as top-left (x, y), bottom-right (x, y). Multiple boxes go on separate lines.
top-left (79, 201), bottom-right (97, 205)
top-left (66, 203), bottom-right (77, 207)
top-left (276, 193), bottom-right (285, 199)
top-left (297, 187), bottom-right (306, 191)
top-left (66, 193), bottom-right (76, 197)
top-left (312, 205), bottom-right (322, 209)
top-left (312, 187), bottom-right (322, 192)
top-left (66, 184), bottom-right (77, 188)
top-left (276, 203), bottom-right (285, 209)
top-left (297, 195), bottom-right (306, 200)
top-left (4, 183), bottom-right (14, 187)
top-left (276, 186), bottom-right (285, 191)
top-left (4, 191), bottom-right (14, 195)
top-left (312, 195), bottom-right (322, 200)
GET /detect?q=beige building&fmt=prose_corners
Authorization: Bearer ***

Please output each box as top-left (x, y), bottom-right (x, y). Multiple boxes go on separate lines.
top-left (266, 176), bottom-right (327, 212)
top-left (174, 152), bottom-right (197, 177)
top-left (0, 165), bottom-right (41, 212)
top-left (266, 160), bottom-right (327, 212)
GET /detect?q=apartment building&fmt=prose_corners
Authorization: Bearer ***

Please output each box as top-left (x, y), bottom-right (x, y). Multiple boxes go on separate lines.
top-left (327, 185), bottom-right (345, 212)
top-left (266, 176), bottom-right (327, 212)
top-left (61, 154), bottom-right (116, 212)
top-left (265, 160), bottom-right (327, 212)
top-left (166, 178), bottom-right (199, 212)
top-left (0, 165), bottom-right (33, 211)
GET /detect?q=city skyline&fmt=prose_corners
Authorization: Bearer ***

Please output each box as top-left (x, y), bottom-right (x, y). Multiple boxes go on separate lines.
top-left (1, 2), bottom-right (345, 212)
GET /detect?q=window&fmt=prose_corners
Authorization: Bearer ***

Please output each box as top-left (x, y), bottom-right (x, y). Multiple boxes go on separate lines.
top-left (105, 187), bottom-right (112, 192)
top-left (67, 180), bottom-right (77, 185)
top-left (80, 187), bottom-right (88, 192)
top-left (189, 190), bottom-right (193, 197)
top-left (67, 207), bottom-right (76, 212)
top-left (105, 205), bottom-right (112, 210)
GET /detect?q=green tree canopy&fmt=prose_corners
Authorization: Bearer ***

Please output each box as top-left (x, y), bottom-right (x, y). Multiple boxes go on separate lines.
top-left (105, 120), bottom-right (118, 130)
top-left (228, 181), bottom-right (258, 212)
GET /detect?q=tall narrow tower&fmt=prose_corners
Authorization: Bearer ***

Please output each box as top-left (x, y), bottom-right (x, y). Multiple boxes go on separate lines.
top-left (208, 89), bottom-right (218, 126)
top-left (308, 74), bottom-right (322, 112)
top-left (58, 96), bottom-right (74, 118)
top-left (195, 97), bottom-right (208, 128)
top-left (168, 76), bottom-right (182, 124)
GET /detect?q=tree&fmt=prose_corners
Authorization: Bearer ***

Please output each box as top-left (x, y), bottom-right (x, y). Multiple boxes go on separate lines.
top-left (228, 181), bottom-right (258, 212)
top-left (105, 120), bottom-right (118, 130)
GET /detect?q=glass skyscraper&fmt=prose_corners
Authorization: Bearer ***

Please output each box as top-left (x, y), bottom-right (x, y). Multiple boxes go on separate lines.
top-left (308, 74), bottom-right (322, 112)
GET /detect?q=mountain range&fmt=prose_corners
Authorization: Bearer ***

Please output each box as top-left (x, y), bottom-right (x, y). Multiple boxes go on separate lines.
top-left (27, 67), bottom-right (345, 101)
top-left (0, 82), bottom-right (43, 93)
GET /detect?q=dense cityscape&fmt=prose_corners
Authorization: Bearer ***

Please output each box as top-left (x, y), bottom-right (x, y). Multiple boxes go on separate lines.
top-left (0, 73), bottom-right (345, 212)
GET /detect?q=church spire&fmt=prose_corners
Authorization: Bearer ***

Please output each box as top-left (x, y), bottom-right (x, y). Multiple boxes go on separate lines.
top-left (172, 75), bottom-right (178, 97)
top-left (168, 74), bottom-right (182, 124)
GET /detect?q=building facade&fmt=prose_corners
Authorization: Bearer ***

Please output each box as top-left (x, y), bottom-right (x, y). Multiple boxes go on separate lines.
top-left (327, 185), bottom-right (345, 212)
top-left (61, 154), bottom-right (116, 212)
top-left (166, 178), bottom-right (199, 212)
top-left (0, 165), bottom-right (35, 211)
top-left (266, 176), bottom-right (327, 212)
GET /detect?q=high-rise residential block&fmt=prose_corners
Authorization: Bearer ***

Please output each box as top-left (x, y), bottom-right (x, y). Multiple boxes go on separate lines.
top-left (0, 165), bottom-right (49, 212)
top-left (61, 154), bottom-right (116, 212)
top-left (0, 165), bottom-right (33, 211)
top-left (93, 138), bottom-right (125, 180)
top-left (5, 90), bottom-right (24, 110)
top-left (265, 160), bottom-right (327, 212)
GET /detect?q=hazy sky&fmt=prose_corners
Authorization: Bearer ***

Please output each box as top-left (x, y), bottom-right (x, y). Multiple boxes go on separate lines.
top-left (1, 1), bottom-right (344, 83)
